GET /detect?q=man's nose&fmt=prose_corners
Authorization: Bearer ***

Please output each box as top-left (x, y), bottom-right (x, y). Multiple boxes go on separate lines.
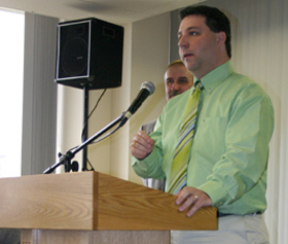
top-left (172, 81), bottom-right (180, 90)
top-left (178, 34), bottom-right (188, 48)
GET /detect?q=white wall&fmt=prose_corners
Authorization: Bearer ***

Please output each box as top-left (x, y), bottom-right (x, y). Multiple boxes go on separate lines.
top-left (127, 13), bottom-right (170, 183)
top-left (109, 23), bottom-right (132, 180)
top-left (55, 85), bottom-right (84, 172)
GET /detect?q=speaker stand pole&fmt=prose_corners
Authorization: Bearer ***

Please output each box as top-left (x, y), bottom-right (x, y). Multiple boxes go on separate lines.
top-left (82, 85), bottom-right (89, 171)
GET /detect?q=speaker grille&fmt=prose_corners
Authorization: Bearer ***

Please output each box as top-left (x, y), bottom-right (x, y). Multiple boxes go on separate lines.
top-left (61, 37), bottom-right (88, 77)
top-left (55, 18), bottom-right (123, 90)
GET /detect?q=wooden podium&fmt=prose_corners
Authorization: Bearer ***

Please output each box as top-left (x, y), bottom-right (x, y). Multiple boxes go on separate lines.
top-left (0, 171), bottom-right (217, 244)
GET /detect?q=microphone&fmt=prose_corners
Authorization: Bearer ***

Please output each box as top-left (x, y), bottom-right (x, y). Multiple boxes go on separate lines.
top-left (120, 81), bottom-right (155, 126)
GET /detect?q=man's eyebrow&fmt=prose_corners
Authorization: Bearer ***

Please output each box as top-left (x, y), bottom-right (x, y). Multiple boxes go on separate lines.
top-left (177, 76), bottom-right (189, 81)
top-left (178, 26), bottom-right (201, 35)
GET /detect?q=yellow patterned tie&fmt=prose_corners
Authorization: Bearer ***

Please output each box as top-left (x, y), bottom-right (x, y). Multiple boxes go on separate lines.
top-left (167, 81), bottom-right (202, 194)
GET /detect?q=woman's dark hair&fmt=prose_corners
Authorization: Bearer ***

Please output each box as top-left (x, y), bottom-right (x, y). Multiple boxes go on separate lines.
top-left (180, 5), bottom-right (232, 58)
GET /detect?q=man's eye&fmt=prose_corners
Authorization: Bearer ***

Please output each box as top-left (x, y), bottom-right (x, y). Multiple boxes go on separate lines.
top-left (189, 31), bottom-right (198, 36)
top-left (178, 78), bottom-right (188, 84)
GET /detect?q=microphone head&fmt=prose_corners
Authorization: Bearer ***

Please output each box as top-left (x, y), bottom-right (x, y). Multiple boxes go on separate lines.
top-left (141, 81), bottom-right (155, 95)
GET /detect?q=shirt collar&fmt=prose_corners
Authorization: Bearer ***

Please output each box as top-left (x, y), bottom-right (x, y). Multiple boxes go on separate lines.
top-left (194, 61), bottom-right (234, 94)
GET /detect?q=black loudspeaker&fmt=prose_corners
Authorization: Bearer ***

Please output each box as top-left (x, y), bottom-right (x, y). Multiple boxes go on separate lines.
top-left (55, 18), bottom-right (124, 89)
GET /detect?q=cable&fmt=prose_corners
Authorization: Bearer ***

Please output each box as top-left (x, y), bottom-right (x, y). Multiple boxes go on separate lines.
top-left (88, 88), bottom-right (107, 119)
top-left (87, 158), bottom-right (95, 171)
top-left (90, 124), bottom-right (121, 145)
top-left (81, 88), bottom-right (107, 141)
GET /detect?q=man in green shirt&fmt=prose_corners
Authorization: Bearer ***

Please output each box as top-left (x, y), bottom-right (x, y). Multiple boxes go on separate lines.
top-left (130, 5), bottom-right (274, 243)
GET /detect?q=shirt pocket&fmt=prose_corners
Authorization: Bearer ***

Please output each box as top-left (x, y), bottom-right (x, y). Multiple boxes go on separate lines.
top-left (193, 117), bottom-right (228, 160)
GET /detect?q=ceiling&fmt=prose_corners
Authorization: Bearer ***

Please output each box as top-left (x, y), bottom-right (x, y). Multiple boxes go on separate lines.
top-left (0, 0), bottom-right (205, 25)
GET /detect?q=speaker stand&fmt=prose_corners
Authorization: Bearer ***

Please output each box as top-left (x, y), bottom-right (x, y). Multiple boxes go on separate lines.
top-left (82, 85), bottom-right (89, 171)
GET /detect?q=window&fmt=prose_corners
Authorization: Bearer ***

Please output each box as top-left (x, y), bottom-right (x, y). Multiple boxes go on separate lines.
top-left (0, 8), bottom-right (24, 178)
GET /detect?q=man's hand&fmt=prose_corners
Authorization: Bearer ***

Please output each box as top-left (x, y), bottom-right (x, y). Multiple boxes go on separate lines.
top-left (176, 186), bottom-right (213, 217)
top-left (130, 130), bottom-right (154, 160)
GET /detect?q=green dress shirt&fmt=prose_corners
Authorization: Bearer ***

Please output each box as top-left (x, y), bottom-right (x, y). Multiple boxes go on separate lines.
top-left (132, 61), bottom-right (274, 215)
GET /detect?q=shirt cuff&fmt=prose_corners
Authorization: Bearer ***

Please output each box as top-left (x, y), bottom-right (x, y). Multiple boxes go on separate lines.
top-left (198, 180), bottom-right (228, 207)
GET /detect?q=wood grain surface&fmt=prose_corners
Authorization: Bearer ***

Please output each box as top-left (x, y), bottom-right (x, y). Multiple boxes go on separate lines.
top-left (97, 173), bottom-right (217, 230)
top-left (0, 172), bottom-right (95, 230)
top-left (0, 172), bottom-right (217, 231)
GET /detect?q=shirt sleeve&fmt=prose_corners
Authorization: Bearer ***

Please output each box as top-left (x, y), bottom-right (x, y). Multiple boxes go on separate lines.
top-left (198, 86), bottom-right (274, 207)
top-left (132, 117), bottom-right (166, 180)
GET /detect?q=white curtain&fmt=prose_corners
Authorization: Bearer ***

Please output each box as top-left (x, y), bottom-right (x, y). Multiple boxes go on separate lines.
top-left (22, 13), bottom-right (59, 175)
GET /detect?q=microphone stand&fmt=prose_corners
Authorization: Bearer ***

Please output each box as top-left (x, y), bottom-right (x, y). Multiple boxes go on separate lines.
top-left (43, 113), bottom-right (125, 174)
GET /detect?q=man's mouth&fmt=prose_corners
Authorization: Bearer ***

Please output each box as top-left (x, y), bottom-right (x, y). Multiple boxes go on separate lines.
top-left (184, 53), bottom-right (193, 59)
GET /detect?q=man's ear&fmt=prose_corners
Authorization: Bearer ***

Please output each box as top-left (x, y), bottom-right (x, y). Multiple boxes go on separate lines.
top-left (216, 31), bottom-right (226, 46)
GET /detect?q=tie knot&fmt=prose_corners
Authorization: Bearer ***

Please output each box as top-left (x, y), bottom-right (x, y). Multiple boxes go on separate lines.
top-left (195, 80), bottom-right (204, 90)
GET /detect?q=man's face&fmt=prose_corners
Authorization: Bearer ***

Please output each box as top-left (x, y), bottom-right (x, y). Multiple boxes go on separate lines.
top-left (178, 15), bottom-right (222, 78)
top-left (164, 64), bottom-right (194, 101)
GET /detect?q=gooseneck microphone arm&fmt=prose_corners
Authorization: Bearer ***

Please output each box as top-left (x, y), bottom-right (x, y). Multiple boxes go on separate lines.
top-left (43, 81), bottom-right (155, 174)
top-left (43, 113), bottom-right (124, 174)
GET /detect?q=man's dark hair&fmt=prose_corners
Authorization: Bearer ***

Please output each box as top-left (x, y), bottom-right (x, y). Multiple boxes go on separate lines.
top-left (180, 5), bottom-right (232, 58)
